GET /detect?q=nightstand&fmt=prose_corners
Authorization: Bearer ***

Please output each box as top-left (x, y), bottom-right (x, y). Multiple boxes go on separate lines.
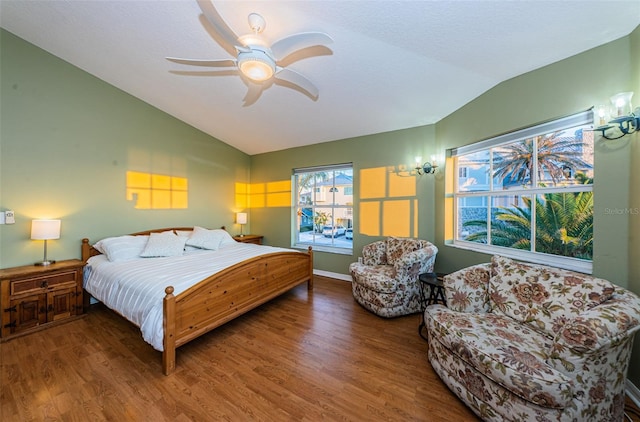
top-left (0, 259), bottom-right (85, 341)
top-left (233, 234), bottom-right (263, 245)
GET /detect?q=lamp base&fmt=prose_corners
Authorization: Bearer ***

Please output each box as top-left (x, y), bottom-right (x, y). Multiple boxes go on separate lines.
top-left (238, 234), bottom-right (245, 237)
top-left (35, 260), bottom-right (56, 266)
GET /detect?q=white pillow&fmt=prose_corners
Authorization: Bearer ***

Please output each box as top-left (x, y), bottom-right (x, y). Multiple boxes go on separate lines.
top-left (186, 226), bottom-right (235, 250)
top-left (140, 232), bottom-right (187, 258)
top-left (94, 235), bottom-right (149, 262)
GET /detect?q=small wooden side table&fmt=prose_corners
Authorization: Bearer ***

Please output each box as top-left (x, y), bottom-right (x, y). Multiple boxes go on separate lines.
top-left (0, 259), bottom-right (85, 341)
top-left (233, 235), bottom-right (263, 245)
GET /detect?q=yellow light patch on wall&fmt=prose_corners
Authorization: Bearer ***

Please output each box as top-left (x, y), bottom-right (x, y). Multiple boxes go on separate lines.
top-left (235, 182), bottom-right (249, 210)
top-left (360, 201), bottom-right (380, 236)
top-left (444, 156), bottom-right (454, 240)
top-left (128, 171), bottom-right (151, 188)
top-left (360, 167), bottom-right (386, 199)
top-left (413, 199), bottom-right (419, 238)
top-left (382, 200), bottom-right (411, 237)
top-left (126, 171), bottom-right (188, 209)
top-left (248, 181), bottom-right (292, 208)
top-left (445, 196), bottom-right (454, 240)
top-left (266, 180), bottom-right (291, 208)
top-left (388, 172), bottom-right (416, 197)
top-left (249, 183), bottom-right (266, 208)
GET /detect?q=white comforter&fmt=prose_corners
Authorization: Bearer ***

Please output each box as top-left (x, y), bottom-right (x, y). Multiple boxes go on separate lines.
top-left (83, 242), bottom-right (296, 351)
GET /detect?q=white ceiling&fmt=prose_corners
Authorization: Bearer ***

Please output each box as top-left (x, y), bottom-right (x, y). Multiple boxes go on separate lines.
top-left (1, 1), bottom-right (639, 155)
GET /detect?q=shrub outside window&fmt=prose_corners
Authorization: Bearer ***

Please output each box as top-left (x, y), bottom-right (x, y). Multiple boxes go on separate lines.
top-left (451, 110), bottom-right (594, 273)
top-left (293, 164), bottom-right (353, 254)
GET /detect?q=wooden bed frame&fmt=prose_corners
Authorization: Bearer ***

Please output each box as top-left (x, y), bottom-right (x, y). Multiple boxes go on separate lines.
top-left (81, 227), bottom-right (313, 375)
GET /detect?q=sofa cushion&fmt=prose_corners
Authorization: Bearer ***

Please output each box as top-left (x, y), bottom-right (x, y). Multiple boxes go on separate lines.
top-left (443, 263), bottom-right (492, 314)
top-left (386, 237), bottom-right (423, 265)
top-left (489, 256), bottom-right (615, 338)
top-left (349, 263), bottom-right (398, 293)
top-left (426, 306), bottom-right (574, 408)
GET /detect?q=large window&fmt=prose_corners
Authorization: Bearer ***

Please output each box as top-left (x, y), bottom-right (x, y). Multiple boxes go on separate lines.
top-left (451, 110), bottom-right (594, 272)
top-left (293, 163), bottom-right (353, 254)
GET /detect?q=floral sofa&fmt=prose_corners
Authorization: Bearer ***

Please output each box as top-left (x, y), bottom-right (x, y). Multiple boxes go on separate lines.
top-left (349, 237), bottom-right (438, 317)
top-left (425, 255), bottom-right (640, 422)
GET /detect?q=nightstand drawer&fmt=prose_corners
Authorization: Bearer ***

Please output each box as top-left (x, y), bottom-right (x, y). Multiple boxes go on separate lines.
top-left (11, 271), bottom-right (78, 295)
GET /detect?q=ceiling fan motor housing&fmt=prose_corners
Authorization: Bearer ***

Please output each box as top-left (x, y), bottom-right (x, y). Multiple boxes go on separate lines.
top-left (237, 46), bottom-right (276, 81)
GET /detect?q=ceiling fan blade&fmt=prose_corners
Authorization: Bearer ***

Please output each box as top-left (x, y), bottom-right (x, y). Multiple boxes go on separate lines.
top-left (196, 0), bottom-right (244, 49)
top-left (243, 82), bottom-right (265, 107)
top-left (271, 32), bottom-right (333, 62)
top-left (274, 67), bottom-right (319, 100)
top-left (166, 57), bottom-right (237, 67)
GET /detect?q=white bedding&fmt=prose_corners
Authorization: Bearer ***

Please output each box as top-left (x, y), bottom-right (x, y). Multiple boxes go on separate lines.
top-left (83, 242), bottom-right (296, 351)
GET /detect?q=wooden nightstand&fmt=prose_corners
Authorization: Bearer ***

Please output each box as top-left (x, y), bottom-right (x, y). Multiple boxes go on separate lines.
top-left (0, 259), bottom-right (85, 341)
top-left (233, 235), bottom-right (263, 245)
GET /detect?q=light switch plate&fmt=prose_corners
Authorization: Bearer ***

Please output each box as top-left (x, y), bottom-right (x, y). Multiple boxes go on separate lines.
top-left (5, 210), bottom-right (15, 224)
top-left (0, 212), bottom-right (5, 224)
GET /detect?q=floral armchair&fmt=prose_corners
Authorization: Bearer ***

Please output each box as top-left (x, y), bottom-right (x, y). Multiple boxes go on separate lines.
top-left (349, 237), bottom-right (438, 317)
top-left (425, 255), bottom-right (640, 422)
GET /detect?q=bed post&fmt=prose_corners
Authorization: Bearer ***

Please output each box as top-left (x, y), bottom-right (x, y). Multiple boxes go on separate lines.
top-left (81, 238), bottom-right (91, 262)
top-left (163, 286), bottom-right (176, 375)
top-left (308, 247), bottom-right (314, 290)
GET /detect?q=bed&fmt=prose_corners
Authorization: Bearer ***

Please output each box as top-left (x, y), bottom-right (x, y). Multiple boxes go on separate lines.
top-left (81, 227), bottom-right (313, 375)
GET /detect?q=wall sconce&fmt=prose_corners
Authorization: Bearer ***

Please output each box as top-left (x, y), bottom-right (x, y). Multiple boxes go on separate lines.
top-left (236, 212), bottom-right (247, 237)
top-left (593, 92), bottom-right (640, 140)
top-left (31, 219), bottom-right (61, 266)
top-left (414, 156), bottom-right (438, 175)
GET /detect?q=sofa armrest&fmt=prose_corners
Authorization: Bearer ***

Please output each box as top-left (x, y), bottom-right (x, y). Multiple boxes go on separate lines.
top-left (553, 288), bottom-right (640, 354)
top-left (393, 243), bottom-right (438, 281)
top-left (442, 263), bottom-right (492, 313)
top-left (362, 240), bottom-right (387, 266)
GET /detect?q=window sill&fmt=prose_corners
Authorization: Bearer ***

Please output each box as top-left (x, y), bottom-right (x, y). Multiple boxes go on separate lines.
top-left (447, 240), bottom-right (592, 274)
top-left (293, 243), bottom-right (352, 255)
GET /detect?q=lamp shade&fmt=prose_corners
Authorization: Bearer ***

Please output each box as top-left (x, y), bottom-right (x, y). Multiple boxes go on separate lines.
top-left (31, 219), bottom-right (61, 240)
top-left (236, 213), bottom-right (248, 225)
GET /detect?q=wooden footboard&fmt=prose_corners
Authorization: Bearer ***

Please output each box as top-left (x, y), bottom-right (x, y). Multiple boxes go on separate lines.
top-left (162, 248), bottom-right (313, 375)
top-left (81, 227), bottom-right (313, 376)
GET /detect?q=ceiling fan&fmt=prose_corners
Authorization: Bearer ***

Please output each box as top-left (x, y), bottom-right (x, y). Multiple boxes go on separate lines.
top-left (167, 0), bottom-right (333, 105)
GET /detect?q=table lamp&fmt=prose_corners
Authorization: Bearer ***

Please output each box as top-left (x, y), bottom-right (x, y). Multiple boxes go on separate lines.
top-left (31, 219), bottom-right (61, 266)
top-left (236, 212), bottom-right (247, 237)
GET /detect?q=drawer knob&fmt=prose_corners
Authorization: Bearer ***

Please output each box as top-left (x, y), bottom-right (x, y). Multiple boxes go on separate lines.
top-left (40, 280), bottom-right (49, 288)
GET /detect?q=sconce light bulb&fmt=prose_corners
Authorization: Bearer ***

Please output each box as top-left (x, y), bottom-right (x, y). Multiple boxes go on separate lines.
top-left (415, 156), bottom-right (422, 165)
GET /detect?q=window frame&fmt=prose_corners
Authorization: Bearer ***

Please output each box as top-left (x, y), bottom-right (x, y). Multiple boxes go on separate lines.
top-left (449, 110), bottom-right (594, 273)
top-left (292, 163), bottom-right (354, 255)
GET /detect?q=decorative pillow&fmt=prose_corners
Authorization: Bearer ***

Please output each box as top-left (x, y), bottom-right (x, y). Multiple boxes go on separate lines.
top-left (186, 226), bottom-right (235, 250)
top-left (94, 235), bottom-right (149, 262)
top-left (386, 237), bottom-right (422, 265)
top-left (489, 255), bottom-right (615, 337)
top-left (140, 232), bottom-right (187, 258)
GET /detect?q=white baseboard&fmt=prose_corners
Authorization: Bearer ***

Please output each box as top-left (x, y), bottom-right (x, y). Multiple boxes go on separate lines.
top-left (627, 379), bottom-right (640, 408)
top-left (313, 269), bottom-right (351, 282)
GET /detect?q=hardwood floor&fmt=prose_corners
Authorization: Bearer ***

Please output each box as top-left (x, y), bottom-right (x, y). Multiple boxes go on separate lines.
top-left (1, 276), bottom-right (638, 421)
top-left (1, 276), bottom-right (478, 421)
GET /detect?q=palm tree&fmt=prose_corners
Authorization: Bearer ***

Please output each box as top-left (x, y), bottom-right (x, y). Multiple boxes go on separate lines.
top-left (492, 130), bottom-right (592, 185)
top-left (463, 189), bottom-right (593, 259)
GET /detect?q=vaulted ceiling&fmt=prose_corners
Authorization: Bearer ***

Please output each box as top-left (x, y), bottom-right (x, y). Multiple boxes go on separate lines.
top-left (1, 1), bottom-right (639, 155)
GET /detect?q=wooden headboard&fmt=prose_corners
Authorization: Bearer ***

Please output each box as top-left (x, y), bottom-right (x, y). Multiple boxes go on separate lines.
top-left (81, 226), bottom-right (226, 262)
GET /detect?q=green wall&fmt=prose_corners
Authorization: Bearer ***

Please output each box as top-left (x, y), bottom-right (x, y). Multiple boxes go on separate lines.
top-left (435, 36), bottom-right (633, 283)
top-left (0, 29), bottom-right (250, 267)
top-left (3, 23), bottom-right (640, 387)
top-left (251, 125), bottom-right (437, 274)
top-left (253, 27), bottom-right (640, 384)
top-left (627, 25), bottom-right (640, 385)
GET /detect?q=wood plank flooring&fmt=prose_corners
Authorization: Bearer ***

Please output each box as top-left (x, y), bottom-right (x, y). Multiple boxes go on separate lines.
top-left (1, 277), bottom-right (477, 421)
top-left (1, 276), bottom-right (638, 421)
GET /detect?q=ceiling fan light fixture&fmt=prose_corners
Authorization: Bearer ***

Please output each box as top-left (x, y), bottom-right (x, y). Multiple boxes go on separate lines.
top-left (237, 49), bottom-right (276, 81)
